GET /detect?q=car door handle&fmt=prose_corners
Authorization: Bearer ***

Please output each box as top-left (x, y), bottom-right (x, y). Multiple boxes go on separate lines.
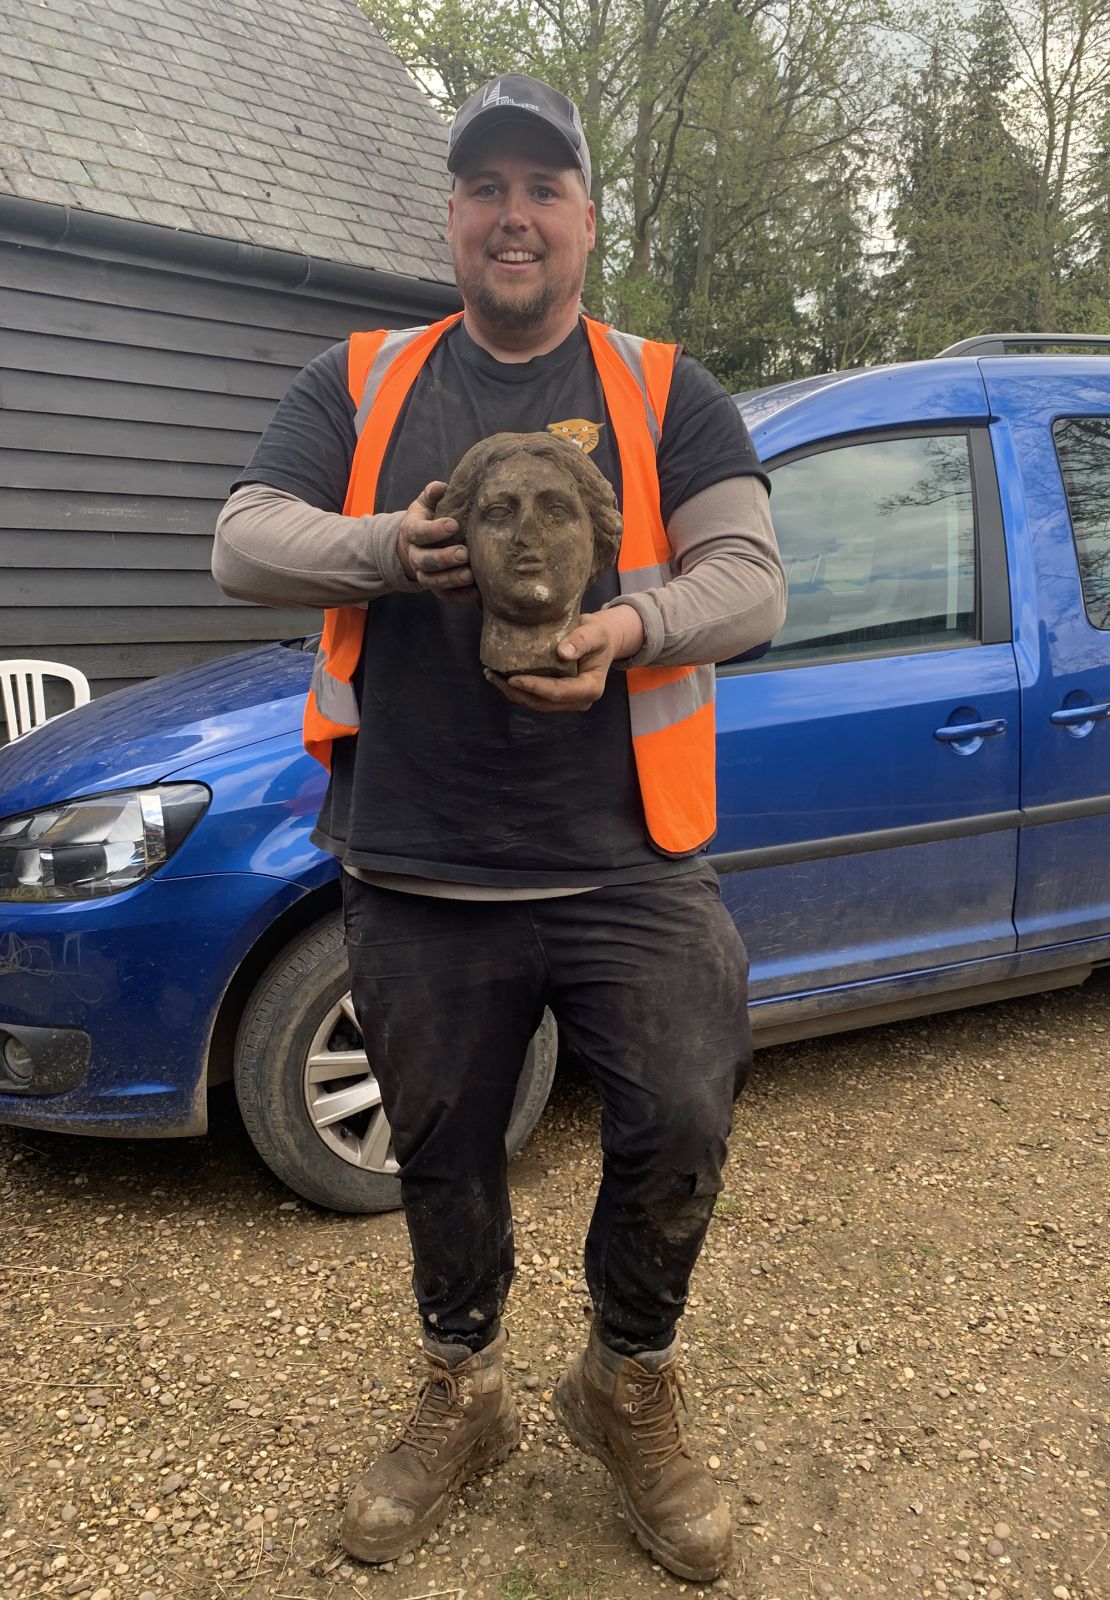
top-left (1050, 703), bottom-right (1110, 726)
top-left (934, 718), bottom-right (1008, 743)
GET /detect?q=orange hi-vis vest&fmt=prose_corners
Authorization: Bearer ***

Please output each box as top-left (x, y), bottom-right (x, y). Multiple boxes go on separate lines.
top-left (303, 312), bottom-right (717, 857)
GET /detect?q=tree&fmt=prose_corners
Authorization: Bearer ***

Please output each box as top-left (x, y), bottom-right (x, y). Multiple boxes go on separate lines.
top-left (1000, 0), bottom-right (1110, 327)
top-left (885, 4), bottom-right (1042, 357)
top-left (1067, 103), bottom-right (1110, 325)
top-left (647, 0), bottom-right (892, 384)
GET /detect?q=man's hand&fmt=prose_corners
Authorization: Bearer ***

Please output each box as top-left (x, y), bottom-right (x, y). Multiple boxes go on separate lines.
top-left (485, 606), bottom-right (645, 714)
top-left (397, 481), bottom-right (477, 604)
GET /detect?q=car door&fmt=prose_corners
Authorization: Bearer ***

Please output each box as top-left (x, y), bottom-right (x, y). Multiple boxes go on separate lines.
top-left (982, 361), bottom-right (1110, 948)
top-left (714, 419), bottom-right (1020, 1006)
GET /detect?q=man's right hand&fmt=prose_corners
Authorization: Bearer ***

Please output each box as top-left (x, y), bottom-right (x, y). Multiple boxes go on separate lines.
top-left (397, 481), bottom-right (476, 604)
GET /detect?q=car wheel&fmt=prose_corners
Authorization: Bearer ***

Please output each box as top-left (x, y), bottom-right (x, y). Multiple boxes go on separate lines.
top-left (232, 912), bottom-right (557, 1214)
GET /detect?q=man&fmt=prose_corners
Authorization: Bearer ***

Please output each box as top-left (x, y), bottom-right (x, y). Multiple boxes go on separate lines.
top-left (213, 73), bottom-right (786, 1583)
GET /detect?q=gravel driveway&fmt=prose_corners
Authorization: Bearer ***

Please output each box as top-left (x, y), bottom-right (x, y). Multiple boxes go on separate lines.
top-left (1, 973), bottom-right (1107, 1600)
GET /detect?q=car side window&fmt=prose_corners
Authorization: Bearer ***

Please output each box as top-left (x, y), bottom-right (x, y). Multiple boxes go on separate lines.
top-left (739, 432), bottom-right (978, 665)
top-left (1053, 417), bottom-right (1110, 629)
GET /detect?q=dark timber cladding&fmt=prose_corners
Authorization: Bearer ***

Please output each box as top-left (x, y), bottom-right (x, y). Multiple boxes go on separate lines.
top-left (0, 197), bottom-right (461, 713)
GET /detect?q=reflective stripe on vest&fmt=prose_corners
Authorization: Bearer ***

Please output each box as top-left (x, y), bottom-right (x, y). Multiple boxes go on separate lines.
top-left (618, 559), bottom-right (673, 594)
top-left (303, 311), bottom-right (716, 855)
top-left (310, 639), bottom-right (359, 729)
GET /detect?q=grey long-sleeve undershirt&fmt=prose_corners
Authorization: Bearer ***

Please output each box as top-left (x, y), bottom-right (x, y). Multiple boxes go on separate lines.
top-left (212, 476), bottom-right (786, 669)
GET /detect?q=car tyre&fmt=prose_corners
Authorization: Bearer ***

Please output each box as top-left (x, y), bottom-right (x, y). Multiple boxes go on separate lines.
top-left (233, 912), bottom-right (557, 1214)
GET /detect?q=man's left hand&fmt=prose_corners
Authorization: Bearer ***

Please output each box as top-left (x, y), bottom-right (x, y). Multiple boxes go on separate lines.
top-left (484, 607), bottom-right (645, 714)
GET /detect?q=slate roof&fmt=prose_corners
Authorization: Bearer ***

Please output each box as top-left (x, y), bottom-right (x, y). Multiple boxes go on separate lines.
top-left (0, 0), bottom-right (456, 283)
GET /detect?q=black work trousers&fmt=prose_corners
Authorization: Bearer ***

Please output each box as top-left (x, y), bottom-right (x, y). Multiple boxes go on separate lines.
top-left (342, 862), bottom-right (751, 1355)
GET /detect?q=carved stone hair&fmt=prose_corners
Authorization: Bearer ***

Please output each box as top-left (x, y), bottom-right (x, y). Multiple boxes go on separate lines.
top-left (438, 432), bottom-right (623, 585)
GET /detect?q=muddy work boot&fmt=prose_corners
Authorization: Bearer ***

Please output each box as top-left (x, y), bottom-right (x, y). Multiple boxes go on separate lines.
top-left (554, 1326), bottom-right (732, 1582)
top-left (341, 1328), bottom-right (520, 1564)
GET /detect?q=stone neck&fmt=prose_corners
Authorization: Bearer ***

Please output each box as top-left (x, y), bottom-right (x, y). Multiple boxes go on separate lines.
top-left (480, 608), bottom-right (579, 679)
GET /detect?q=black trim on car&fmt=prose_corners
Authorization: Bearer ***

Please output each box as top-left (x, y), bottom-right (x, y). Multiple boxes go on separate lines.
top-left (710, 792), bottom-right (1110, 874)
top-left (1022, 794), bottom-right (1110, 826)
top-left (709, 810), bottom-right (1022, 873)
top-left (969, 426), bottom-right (1012, 644)
top-left (0, 1023), bottom-right (90, 1096)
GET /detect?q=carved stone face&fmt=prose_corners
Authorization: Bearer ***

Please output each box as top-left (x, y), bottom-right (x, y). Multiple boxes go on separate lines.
top-left (467, 455), bottom-right (595, 626)
top-left (438, 431), bottom-right (622, 678)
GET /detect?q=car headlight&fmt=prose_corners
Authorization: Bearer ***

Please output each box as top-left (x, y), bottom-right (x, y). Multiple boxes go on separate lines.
top-left (0, 784), bottom-right (210, 901)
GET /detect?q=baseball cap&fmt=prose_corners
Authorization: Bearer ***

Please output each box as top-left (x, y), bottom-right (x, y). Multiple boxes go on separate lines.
top-left (448, 73), bottom-right (592, 192)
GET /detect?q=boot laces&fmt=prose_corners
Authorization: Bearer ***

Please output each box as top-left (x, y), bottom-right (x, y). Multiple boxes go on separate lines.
top-left (395, 1366), bottom-right (465, 1458)
top-left (627, 1361), bottom-right (691, 1470)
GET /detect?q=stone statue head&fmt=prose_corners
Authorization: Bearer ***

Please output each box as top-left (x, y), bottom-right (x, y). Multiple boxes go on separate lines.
top-left (438, 431), bottom-right (623, 677)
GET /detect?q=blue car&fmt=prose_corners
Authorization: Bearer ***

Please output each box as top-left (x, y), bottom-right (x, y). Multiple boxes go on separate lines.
top-left (3, 337), bottom-right (1110, 1211)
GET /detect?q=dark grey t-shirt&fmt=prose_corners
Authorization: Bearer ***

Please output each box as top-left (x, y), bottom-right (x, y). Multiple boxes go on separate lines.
top-left (236, 319), bottom-right (766, 887)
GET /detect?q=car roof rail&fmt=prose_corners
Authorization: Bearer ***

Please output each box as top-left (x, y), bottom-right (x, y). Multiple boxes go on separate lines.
top-left (936, 332), bottom-right (1110, 357)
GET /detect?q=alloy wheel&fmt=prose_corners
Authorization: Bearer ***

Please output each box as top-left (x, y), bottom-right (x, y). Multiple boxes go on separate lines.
top-left (301, 992), bottom-right (397, 1173)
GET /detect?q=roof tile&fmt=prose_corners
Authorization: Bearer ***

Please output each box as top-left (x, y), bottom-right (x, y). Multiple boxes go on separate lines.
top-left (65, 90), bottom-right (129, 126)
top-left (281, 148), bottom-right (326, 177)
top-left (4, 35), bottom-right (55, 67)
top-left (89, 79), bottom-right (148, 113)
top-left (136, 20), bottom-right (190, 47)
top-left (218, 152), bottom-right (277, 184)
top-left (9, 171), bottom-right (77, 206)
top-left (25, 149), bottom-right (92, 186)
top-left (68, 185), bottom-right (142, 220)
top-left (211, 171), bottom-right (272, 203)
top-left (33, 132), bottom-right (106, 166)
top-left (144, 174), bottom-right (206, 208)
top-left (24, 16), bottom-right (119, 49)
top-left (242, 222), bottom-right (304, 252)
top-left (4, 120), bottom-right (52, 153)
top-left (101, 146), bottom-right (165, 179)
top-left (112, 124), bottom-right (184, 159)
top-left (3, 55), bottom-right (42, 86)
top-left (132, 197), bottom-right (199, 230)
top-left (81, 161), bottom-right (150, 200)
top-left (4, 94), bottom-right (66, 134)
top-left (199, 188), bottom-right (261, 221)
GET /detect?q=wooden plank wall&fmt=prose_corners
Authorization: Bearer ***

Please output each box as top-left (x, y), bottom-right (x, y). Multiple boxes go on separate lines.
top-left (0, 238), bottom-right (434, 726)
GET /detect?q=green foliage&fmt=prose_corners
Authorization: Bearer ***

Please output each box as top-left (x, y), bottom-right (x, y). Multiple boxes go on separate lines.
top-left (887, 0), bottom-right (1110, 355)
top-left (500, 1564), bottom-right (606, 1599)
top-left (1063, 101), bottom-right (1110, 329)
top-left (885, 5), bottom-right (1042, 356)
top-left (359, 0), bottom-right (1110, 390)
top-left (501, 1570), bottom-right (545, 1600)
top-left (646, 0), bottom-right (892, 385)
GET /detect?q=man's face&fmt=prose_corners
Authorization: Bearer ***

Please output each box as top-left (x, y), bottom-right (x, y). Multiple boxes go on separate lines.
top-left (447, 125), bottom-right (596, 335)
top-left (467, 453), bottom-right (594, 624)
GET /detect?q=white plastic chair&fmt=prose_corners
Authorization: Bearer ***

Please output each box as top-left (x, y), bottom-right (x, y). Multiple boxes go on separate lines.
top-left (0, 659), bottom-right (91, 742)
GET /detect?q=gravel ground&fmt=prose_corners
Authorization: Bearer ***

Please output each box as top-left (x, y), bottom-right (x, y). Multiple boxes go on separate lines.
top-left (0, 974), bottom-right (1107, 1600)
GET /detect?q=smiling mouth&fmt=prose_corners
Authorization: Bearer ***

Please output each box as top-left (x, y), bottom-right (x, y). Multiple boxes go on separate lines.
top-left (490, 249), bottom-right (543, 265)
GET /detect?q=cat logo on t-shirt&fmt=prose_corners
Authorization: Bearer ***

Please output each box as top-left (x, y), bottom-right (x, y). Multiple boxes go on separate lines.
top-left (547, 418), bottom-right (603, 454)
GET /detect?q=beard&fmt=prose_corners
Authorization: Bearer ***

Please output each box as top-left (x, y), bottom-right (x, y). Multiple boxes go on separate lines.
top-left (453, 249), bottom-right (585, 331)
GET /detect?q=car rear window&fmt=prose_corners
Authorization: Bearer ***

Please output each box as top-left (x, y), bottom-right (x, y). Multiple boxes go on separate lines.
top-left (1054, 416), bottom-right (1110, 629)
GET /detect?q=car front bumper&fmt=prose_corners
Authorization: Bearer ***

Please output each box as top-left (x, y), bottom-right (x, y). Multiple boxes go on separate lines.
top-left (0, 871), bottom-right (305, 1136)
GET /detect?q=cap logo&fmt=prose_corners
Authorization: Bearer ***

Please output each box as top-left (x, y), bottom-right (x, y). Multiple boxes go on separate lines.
top-left (481, 79), bottom-right (541, 113)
